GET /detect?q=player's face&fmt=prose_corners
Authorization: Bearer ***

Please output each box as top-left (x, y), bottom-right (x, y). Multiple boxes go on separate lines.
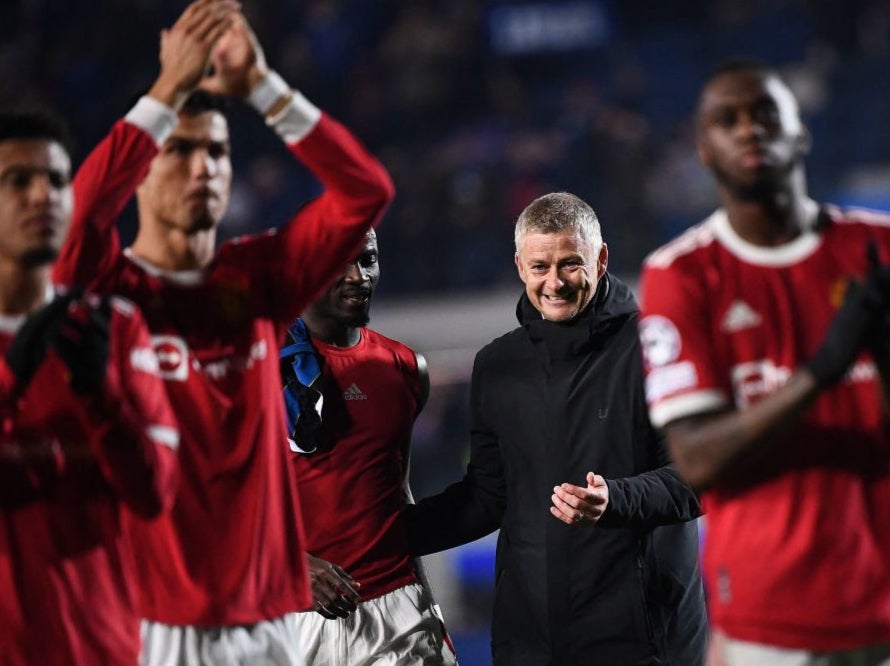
top-left (309, 232), bottom-right (380, 328)
top-left (138, 111), bottom-right (232, 234)
top-left (0, 138), bottom-right (72, 267)
top-left (515, 230), bottom-right (607, 322)
top-left (696, 71), bottom-right (808, 199)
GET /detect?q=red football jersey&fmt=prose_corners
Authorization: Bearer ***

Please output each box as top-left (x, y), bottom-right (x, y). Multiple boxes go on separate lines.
top-left (0, 296), bottom-right (178, 665)
top-left (52, 111), bottom-right (394, 625)
top-left (294, 328), bottom-right (420, 600)
top-left (639, 206), bottom-right (890, 650)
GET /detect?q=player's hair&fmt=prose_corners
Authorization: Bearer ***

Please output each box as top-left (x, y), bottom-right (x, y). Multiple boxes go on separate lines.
top-left (514, 192), bottom-right (603, 257)
top-left (703, 57), bottom-right (781, 86)
top-left (126, 89), bottom-right (230, 116)
top-left (0, 109), bottom-right (72, 154)
top-left (696, 57), bottom-right (798, 123)
top-left (180, 90), bottom-right (230, 116)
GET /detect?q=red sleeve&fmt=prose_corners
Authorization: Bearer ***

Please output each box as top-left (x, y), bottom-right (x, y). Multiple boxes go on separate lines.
top-left (52, 120), bottom-right (159, 289)
top-left (639, 257), bottom-right (731, 429)
top-left (84, 299), bottom-right (178, 518)
top-left (233, 113), bottom-right (395, 324)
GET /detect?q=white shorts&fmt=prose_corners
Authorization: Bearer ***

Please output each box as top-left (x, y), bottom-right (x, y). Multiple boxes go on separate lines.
top-left (292, 582), bottom-right (458, 666)
top-left (721, 635), bottom-right (890, 666)
top-left (140, 614), bottom-right (305, 666)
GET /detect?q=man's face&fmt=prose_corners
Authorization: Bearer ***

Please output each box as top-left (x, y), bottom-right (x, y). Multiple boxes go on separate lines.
top-left (696, 70), bottom-right (808, 199)
top-left (137, 111), bottom-right (232, 233)
top-left (515, 230), bottom-right (607, 321)
top-left (0, 138), bottom-right (72, 266)
top-left (307, 232), bottom-right (380, 328)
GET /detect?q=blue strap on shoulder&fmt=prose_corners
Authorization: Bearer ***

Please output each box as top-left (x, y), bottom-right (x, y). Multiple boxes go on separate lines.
top-left (280, 318), bottom-right (323, 454)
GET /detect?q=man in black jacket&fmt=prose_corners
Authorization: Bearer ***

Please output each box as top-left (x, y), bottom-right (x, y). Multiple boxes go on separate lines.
top-left (407, 192), bottom-right (706, 665)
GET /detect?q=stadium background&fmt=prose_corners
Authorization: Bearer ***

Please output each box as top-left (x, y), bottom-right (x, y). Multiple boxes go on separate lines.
top-left (6, 0), bottom-right (890, 662)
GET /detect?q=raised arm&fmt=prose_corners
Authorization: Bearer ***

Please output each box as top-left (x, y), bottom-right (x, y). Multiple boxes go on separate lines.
top-left (53, 0), bottom-right (238, 288)
top-left (205, 15), bottom-right (395, 321)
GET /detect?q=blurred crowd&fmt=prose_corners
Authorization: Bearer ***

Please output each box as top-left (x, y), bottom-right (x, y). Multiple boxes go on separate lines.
top-left (7, 0), bottom-right (890, 297)
top-left (9, 3), bottom-right (890, 658)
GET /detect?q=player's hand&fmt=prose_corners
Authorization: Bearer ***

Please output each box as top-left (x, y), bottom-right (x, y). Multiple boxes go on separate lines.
top-left (201, 13), bottom-right (268, 99)
top-left (147, 0), bottom-right (241, 109)
top-left (307, 553), bottom-right (361, 620)
top-left (550, 471), bottom-right (609, 526)
top-left (48, 295), bottom-right (112, 395)
top-left (807, 246), bottom-right (888, 387)
top-left (4, 294), bottom-right (77, 391)
top-left (866, 242), bottom-right (890, 367)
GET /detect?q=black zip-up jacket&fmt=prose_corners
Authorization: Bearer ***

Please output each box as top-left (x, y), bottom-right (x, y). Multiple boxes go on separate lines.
top-left (407, 275), bottom-right (706, 665)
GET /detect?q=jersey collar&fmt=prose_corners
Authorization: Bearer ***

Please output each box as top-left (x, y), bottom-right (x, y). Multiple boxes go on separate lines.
top-left (709, 199), bottom-right (822, 267)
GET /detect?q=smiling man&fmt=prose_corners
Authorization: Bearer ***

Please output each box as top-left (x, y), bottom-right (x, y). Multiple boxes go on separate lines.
top-left (640, 59), bottom-right (890, 665)
top-left (406, 192), bottom-right (705, 665)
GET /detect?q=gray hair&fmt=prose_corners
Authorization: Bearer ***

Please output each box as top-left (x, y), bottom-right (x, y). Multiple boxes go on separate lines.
top-left (514, 192), bottom-right (603, 257)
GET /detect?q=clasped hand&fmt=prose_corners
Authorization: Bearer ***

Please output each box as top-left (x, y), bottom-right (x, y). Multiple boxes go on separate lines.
top-left (550, 471), bottom-right (609, 526)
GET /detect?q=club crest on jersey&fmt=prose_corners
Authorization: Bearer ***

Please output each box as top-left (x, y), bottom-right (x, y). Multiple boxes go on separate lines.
top-left (830, 276), bottom-right (851, 309)
top-left (218, 283), bottom-right (249, 325)
top-left (639, 315), bottom-right (682, 368)
top-left (151, 335), bottom-right (190, 381)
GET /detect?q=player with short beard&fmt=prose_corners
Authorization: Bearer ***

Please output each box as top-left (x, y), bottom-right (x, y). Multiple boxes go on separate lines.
top-left (51, 2), bottom-right (394, 663)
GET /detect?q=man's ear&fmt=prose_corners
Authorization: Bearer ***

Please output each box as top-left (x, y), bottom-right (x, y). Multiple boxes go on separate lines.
top-left (597, 243), bottom-right (609, 280)
top-left (696, 138), bottom-right (712, 170)
top-left (795, 124), bottom-right (812, 158)
top-left (515, 252), bottom-right (527, 284)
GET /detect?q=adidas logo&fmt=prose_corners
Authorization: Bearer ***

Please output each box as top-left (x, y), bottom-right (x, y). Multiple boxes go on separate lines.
top-left (721, 300), bottom-right (762, 333)
top-left (343, 382), bottom-right (368, 400)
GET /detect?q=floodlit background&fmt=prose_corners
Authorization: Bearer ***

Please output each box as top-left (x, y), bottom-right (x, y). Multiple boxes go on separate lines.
top-left (7, 1), bottom-right (890, 662)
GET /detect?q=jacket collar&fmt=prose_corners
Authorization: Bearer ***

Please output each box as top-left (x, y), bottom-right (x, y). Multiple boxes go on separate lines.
top-left (517, 274), bottom-right (638, 358)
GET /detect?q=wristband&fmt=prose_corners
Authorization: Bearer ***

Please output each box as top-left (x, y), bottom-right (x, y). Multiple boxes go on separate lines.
top-left (125, 97), bottom-right (178, 146)
top-left (247, 71), bottom-right (291, 116)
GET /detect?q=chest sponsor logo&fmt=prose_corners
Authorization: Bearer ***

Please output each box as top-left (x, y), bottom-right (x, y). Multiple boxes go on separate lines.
top-left (152, 335), bottom-right (190, 381)
top-left (201, 339), bottom-right (267, 380)
top-left (721, 299), bottom-right (762, 333)
top-left (733, 358), bottom-right (876, 408)
top-left (343, 382), bottom-right (367, 400)
top-left (731, 360), bottom-right (791, 408)
top-left (639, 315), bottom-right (682, 368)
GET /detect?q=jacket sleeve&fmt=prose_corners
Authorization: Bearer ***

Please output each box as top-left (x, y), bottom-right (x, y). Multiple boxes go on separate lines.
top-left (599, 423), bottom-right (701, 528)
top-left (406, 351), bottom-right (506, 555)
top-left (53, 98), bottom-right (171, 289)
